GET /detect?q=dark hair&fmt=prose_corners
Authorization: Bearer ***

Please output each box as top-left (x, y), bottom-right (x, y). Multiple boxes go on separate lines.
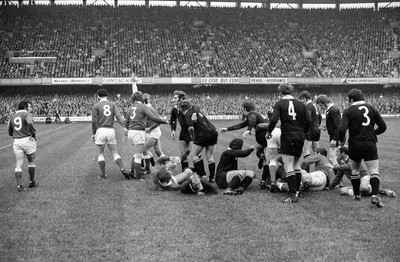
top-left (173, 90), bottom-right (187, 101)
top-left (178, 99), bottom-right (193, 111)
top-left (347, 88), bottom-right (365, 102)
top-left (229, 138), bottom-right (244, 150)
top-left (155, 166), bottom-right (172, 184)
top-left (315, 95), bottom-right (331, 106)
top-left (298, 91), bottom-right (312, 100)
top-left (17, 101), bottom-right (31, 110)
top-left (97, 89), bottom-right (108, 98)
top-left (339, 146), bottom-right (349, 155)
top-left (242, 101), bottom-right (255, 112)
top-left (315, 148), bottom-right (328, 157)
top-left (278, 83), bottom-right (294, 95)
top-left (131, 91), bottom-right (143, 103)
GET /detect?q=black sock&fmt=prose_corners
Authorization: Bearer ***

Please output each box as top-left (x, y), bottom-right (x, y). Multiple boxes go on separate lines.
top-left (286, 172), bottom-right (297, 194)
top-left (261, 166), bottom-right (270, 184)
top-left (239, 176), bottom-right (253, 189)
top-left (370, 175), bottom-right (380, 195)
top-left (208, 162), bottom-right (215, 180)
top-left (28, 166), bottom-right (35, 182)
top-left (228, 176), bottom-right (242, 190)
top-left (150, 157), bottom-right (155, 166)
top-left (351, 177), bottom-right (361, 196)
top-left (181, 161), bottom-right (189, 172)
top-left (194, 158), bottom-right (207, 178)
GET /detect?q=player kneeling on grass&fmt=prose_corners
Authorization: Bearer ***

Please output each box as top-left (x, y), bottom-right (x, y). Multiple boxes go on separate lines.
top-left (215, 138), bottom-right (256, 195)
top-left (152, 156), bottom-right (217, 195)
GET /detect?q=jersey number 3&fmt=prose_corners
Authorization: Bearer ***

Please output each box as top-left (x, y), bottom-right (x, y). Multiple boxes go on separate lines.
top-left (288, 101), bottom-right (297, 120)
top-left (358, 106), bottom-right (370, 126)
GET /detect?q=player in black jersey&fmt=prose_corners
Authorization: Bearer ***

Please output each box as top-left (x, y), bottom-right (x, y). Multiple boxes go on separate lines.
top-left (298, 91), bottom-right (322, 160)
top-left (267, 84), bottom-right (311, 203)
top-left (315, 95), bottom-right (341, 166)
top-left (219, 101), bottom-right (271, 189)
top-left (178, 99), bottom-right (218, 181)
top-left (170, 91), bottom-right (193, 171)
top-left (339, 88), bottom-right (387, 208)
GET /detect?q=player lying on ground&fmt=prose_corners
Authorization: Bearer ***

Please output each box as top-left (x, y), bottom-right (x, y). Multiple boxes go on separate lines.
top-left (152, 156), bottom-right (217, 194)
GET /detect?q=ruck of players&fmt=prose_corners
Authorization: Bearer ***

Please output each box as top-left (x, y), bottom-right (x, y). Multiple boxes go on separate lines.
top-left (9, 84), bottom-right (395, 208)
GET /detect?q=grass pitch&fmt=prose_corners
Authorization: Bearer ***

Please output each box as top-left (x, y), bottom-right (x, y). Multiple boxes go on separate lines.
top-left (0, 120), bottom-right (399, 262)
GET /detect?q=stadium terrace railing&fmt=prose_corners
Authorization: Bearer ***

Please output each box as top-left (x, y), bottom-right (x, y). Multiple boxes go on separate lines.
top-left (1, 77), bottom-right (400, 86)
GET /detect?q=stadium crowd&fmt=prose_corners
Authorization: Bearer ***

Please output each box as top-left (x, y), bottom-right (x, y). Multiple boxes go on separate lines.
top-left (0, 5), bottom-right (399, 78)
top-left (1, 91), bottom-right (400, 123)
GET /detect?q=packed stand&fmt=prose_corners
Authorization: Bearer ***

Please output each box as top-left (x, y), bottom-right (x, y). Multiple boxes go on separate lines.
top-left (0, 6), bottom-right (399, 78)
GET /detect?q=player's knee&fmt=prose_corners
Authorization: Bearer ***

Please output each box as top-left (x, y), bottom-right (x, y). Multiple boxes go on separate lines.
top-left (15, 167), bottom-right (22, 172)
top-left (134, 153), bottom-right (142, 164)
top-left (245, 170), bottom-right (255, 179)
top-left (360, 184), bottom-right (372, 194)
top-left (98, 154), bottom-right (105, 162)
top-left (113, 154), bottom-right (121, 161)
top-left (269, 159), bottom-right (277, 167)
top-left (27, 163), bottom-right (36, 168)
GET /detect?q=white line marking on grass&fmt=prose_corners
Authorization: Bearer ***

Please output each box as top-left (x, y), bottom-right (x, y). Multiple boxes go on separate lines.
top-left (0, 125), bottom-right (68, 151)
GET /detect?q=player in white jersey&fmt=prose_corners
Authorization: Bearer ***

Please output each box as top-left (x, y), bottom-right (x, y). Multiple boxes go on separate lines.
top-left (8, 101), bottom-right (39, 191)
top-left (91, 89), bottom-right (129, 179)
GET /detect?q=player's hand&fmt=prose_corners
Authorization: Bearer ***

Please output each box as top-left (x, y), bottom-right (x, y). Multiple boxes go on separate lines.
top-left (123, 127), bottom-right (128, 134)
top-left (91, 135), bottom-right (95, 141)
top-left (266, 132), bottom-right (272, 140)
top-left (170, 156), bottom-right (181, 165)
top-left (242, 130), bottom-right (251, 137)
top-left (330, 140), bottom-right (337, 148)
top-left (171, 130), bottom-right (176, 140)
top-left (320, 124), bottom-right (327, 131)
top-left (219, 127), bottom-right (228, 133)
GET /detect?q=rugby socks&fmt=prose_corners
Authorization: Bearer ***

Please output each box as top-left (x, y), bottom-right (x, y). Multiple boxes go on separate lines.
top-left (15, 170), bottom-right (23, 186)
top-left (370, 174), bottom-right (380, 195)
top-left (115, 158), bottom-right (125, 170)
top-left (295, 170), bottom-right (302, 192)
top-left (228, 176), bottom-right (241, 190)
top-left (194, 158), bottom-right (207, 178)
top-left (261, 166), bottom-right (270, 185)
top-left (350, 174), bottom-right (361, 196)
top-left (181, 161), bottom-right (189, 172)
top-left (28, 166), bottom-right (36, 183)
top-left (133, 162), bottom-right (142, 179)
top-left (239, 176), bottom-right (253, 189)
top-left (208, 162), bottom-right (215, 181)
top-left (98, 160), bottom-right (106, 177)
top-left (286, 171), bottom-right (297, 194)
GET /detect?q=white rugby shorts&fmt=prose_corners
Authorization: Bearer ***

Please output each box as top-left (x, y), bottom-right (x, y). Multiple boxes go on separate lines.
top-left (13, 137), bottom-right (37, 155)
top-left (95, 127), bottom-right (117, 145)
top-left (128, 130), bottom-right (146, 145)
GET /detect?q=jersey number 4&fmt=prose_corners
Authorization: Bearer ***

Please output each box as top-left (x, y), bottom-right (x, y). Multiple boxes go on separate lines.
top-left (288, 101), bottom-right (297, 120)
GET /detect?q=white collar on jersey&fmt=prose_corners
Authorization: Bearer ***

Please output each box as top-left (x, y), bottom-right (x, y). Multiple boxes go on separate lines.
top-left (99, 97), bottom-right (108, 102)
top-left (326, 103), bottom-right (334, 111)
top-left (282, 95), bottom-right (294, 99)
top-left (351, 101), bottom-right (366, 106)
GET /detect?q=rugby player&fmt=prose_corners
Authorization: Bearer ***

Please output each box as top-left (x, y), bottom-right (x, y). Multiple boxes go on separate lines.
top-left (91, 89), bottom-right (129, 179)
top-left (124, 91), bottom-right (168, 180)
top-left (215, 138), bottom-right (256, 195)
top-left (267, 83), bottom-right (311, 203)
top-left (178, 99), bottom-right (218, 182)
top-left (339, 88), bottom-right (387, 207)
top-left (8, 101), bottom-right (39, 191)
top-left (170, 90), bottom-right (193, 172)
